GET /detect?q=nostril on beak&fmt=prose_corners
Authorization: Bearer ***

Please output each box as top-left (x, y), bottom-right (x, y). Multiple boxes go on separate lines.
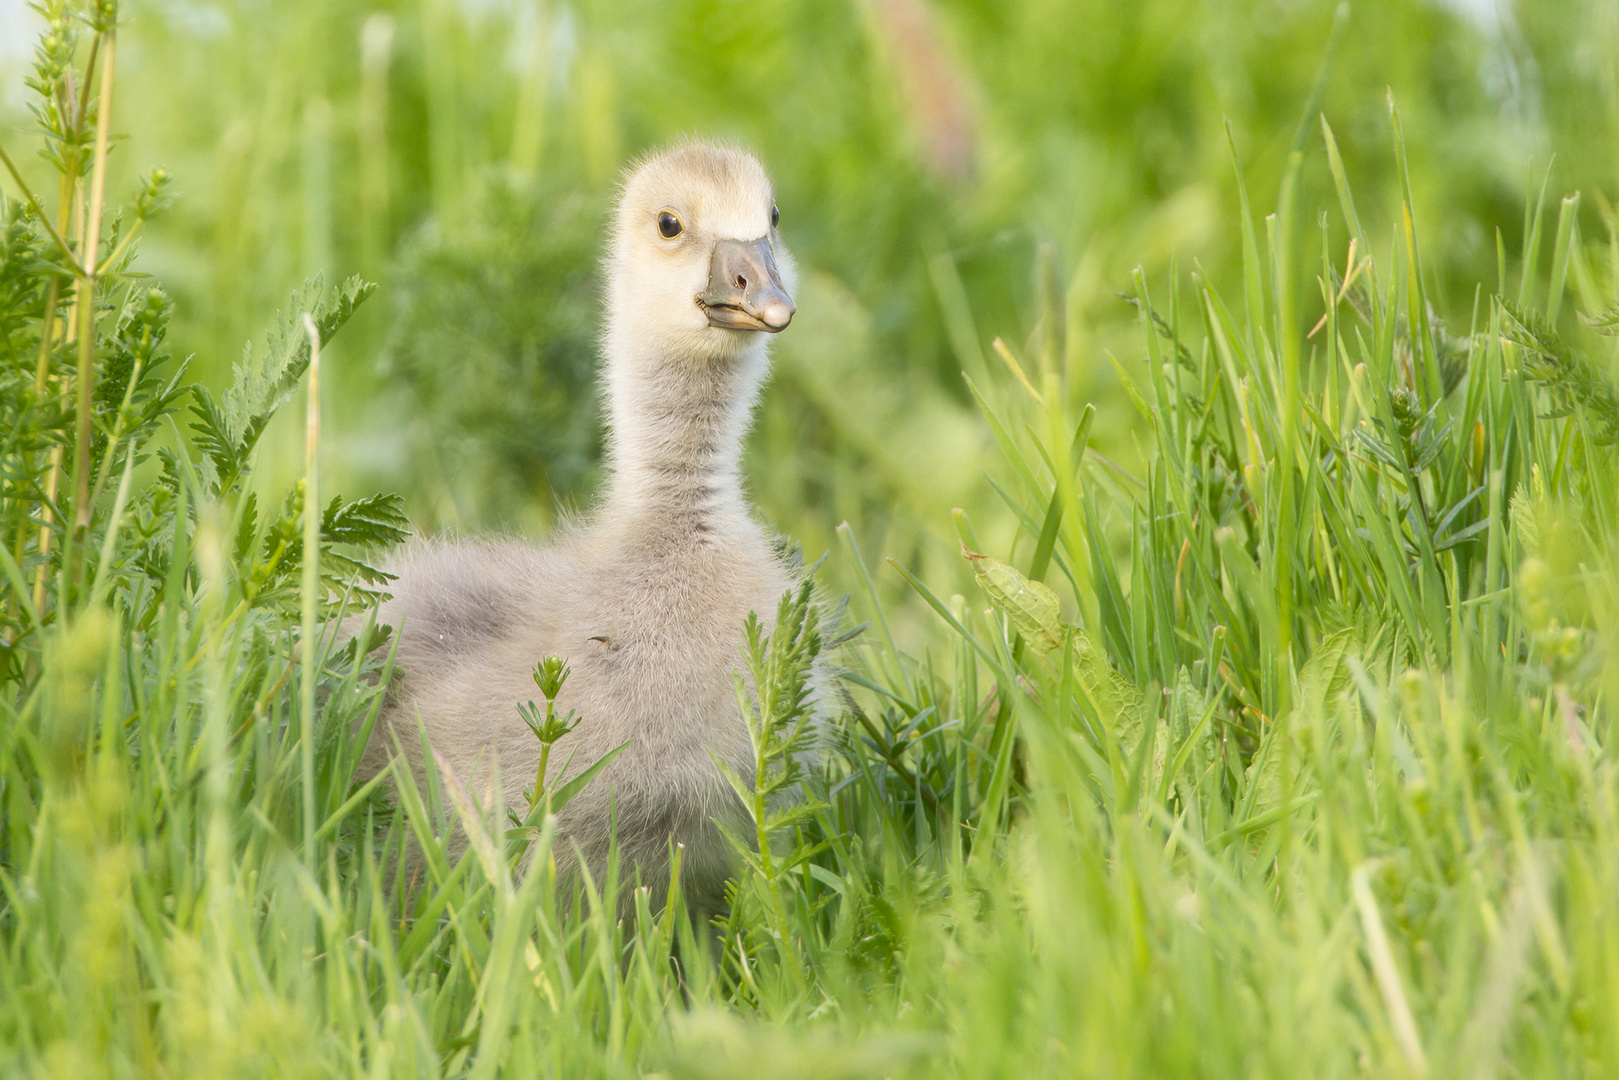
top-left (701, 238), bottom-right (794, 331)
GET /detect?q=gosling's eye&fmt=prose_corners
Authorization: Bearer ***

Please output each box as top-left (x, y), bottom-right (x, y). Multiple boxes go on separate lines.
top-left (657, 211), bottom-right (683, 239)
top-left (770, 202), bottom-right (780, 229)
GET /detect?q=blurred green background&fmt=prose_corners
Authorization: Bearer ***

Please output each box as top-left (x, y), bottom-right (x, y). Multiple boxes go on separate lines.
top-left (3, 0), bottom-right (1616, 617)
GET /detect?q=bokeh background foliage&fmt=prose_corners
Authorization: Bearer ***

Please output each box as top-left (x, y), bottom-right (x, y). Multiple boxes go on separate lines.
top-left (7, 0), bottom-right (1616, 586)
top-left (3, 0), bottom-right (1619, 1077)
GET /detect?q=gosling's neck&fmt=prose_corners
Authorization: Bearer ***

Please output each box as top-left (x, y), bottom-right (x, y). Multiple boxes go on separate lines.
top-left (598, 332), bottom-right (768, 544)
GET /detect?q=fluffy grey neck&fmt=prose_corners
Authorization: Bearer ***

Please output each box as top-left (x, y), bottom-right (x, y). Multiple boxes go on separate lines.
top-left (598, 336), bottom-right (768, 542)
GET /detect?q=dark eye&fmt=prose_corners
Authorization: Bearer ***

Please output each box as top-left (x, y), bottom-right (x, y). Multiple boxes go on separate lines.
top-left (770, 202), bottom-right (780, 229)
top-left (657, 211), bottom-right (683, 239)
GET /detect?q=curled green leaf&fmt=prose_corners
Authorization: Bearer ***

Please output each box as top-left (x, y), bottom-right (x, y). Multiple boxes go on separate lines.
top-left (963, 545), bottom-right (1063, 652)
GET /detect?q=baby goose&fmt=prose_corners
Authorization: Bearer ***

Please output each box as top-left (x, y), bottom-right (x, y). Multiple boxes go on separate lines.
top-left (364, 143), bottom-right (800, 913)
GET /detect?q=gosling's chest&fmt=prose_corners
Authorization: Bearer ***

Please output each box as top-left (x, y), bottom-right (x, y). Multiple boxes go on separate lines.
top-left (569, 541), bottom-right (792, 700)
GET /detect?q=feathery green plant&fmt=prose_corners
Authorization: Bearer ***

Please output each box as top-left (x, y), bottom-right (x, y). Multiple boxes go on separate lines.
top-left (711, 582), bottom-right (828, 996)
top-left (1, 6), bottom-right (407, 1069)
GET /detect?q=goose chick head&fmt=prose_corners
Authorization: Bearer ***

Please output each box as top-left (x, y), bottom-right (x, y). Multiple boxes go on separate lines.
top-left (605, 143), bottom-right (796, 365)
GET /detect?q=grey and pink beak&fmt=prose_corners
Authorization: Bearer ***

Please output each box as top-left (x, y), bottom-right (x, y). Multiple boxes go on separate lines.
top-left (698, 238), bottom-right (795, 333)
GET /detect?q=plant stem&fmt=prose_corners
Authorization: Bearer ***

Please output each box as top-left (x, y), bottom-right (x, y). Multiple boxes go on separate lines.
top-left (301, 313), bottom-right (322, 865)
top-left (96, 219), bottom-right (145, 275)
top-left (29, 448), bottom-right (62, 631)
top-left (71, 31), bottom-right (117, 570)
top-left (533, 739), bottom-right (551, 816)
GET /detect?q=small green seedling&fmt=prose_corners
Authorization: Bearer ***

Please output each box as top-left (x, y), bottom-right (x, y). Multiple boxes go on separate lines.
top-left (513, 655), bottom-right (580, 819)
top-left (506, 656), bottom-right (631, 865)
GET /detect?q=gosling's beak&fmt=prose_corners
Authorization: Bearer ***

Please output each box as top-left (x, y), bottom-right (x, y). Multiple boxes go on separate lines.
top-left (698, 237), bottom-right (795, 332)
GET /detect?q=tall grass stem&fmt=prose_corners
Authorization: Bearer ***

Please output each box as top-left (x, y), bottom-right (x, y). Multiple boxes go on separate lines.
top-left (72, 31), bottom-right (116, 551)
top-left (301, 312), bottom-right (322, 864)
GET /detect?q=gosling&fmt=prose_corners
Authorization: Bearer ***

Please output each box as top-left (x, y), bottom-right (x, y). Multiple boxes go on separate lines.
top-left (363, 142), bottom-right (801, 914)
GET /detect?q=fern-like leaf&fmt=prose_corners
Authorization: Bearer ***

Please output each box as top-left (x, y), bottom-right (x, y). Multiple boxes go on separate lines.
top-left (192, 275), bottom-right (377, 494)
top-left (321, 493), bottom-right (410, 549)
top-left (1499, 297), bottom-right (1619, 446)
top-left (1579, 304), bottom-right (1619, 336)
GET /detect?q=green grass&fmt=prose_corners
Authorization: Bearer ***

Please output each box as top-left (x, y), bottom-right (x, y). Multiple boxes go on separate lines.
top-left (5, 1), bottom-right (1619, 1077)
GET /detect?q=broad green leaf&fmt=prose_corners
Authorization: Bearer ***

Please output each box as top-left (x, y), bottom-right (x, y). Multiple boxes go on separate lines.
top-left (964, 546), bottom-right (1062, 653)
